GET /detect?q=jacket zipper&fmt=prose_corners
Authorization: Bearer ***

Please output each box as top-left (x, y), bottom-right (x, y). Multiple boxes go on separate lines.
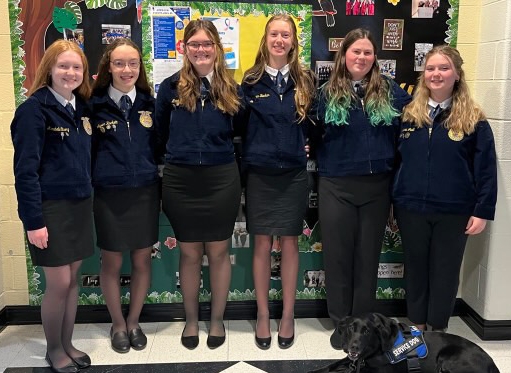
top-left (361, 98), bottom-right (373, 173)
top-left (200, 98), bottom-right (205, 165)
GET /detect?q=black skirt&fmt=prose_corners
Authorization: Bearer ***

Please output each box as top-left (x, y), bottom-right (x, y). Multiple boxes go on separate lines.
top-left (246, 167), bottom-right (308, 236)
top-left (27, 198), bottom-right (94, 267)
top-left (93, 182), bottom-right (160, 252)
top-left (162, 162), bottom-right (241, 242)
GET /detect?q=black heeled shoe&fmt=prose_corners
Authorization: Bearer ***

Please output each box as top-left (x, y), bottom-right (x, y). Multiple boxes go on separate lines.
top-left (255, 319), bottom-right (271, 350)
top-left (45, 352), bottom-right (79, 373)
top-left (181, 326), bottom-right (199, 350)
top-left (70, 353), bottom-right (91, 369)
top-left (128, 327), bottom-right (147, 350)
top-left (110, 327), bottom-right (130, 353)
top-left (207, 323), bottom-right (226, 349)
top-left (277, 320), bottom-right (295, 349)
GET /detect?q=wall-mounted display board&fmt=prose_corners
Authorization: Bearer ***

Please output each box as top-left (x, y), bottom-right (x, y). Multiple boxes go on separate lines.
top-left (8, 0), bottom-right (458, 306)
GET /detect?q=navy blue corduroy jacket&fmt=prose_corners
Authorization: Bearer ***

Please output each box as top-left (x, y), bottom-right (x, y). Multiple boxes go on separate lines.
top-left (90, 89), bottom-right (158, 188)
top-left (155, 72), bottom-right (240, 166)
top-left (241, 73), bottom-right (312, 169)
top-left (314, 78), bottom-right (411, 177)
top-left (393, 111), bottom-right (497, 220)
top-left (11, 87), bottom-right (92, 231)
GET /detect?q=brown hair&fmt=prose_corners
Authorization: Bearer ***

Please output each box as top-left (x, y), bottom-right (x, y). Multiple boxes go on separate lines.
top-left (28, 39), bottom-right (91, 99)
top-left (402, 45), bottom-right (485, 134)
top-left (243, 14), bottom-right (316, 123)
top-left (92, 38), bottom-right (152, 96)
top-left (178, 19), bottom-right (240, 115)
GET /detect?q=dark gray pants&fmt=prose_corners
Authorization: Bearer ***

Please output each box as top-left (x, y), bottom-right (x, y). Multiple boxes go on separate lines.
top-left (395, 208), bottom-right (470, 329)
top-left (318, 173), bottom-right (391, 324)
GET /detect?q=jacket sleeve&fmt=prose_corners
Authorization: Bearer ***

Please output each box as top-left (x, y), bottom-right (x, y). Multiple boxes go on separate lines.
top-left (390, 79), bottom-right (412, 112)
top-left (472, 120), bottom-right (498, 220)
top-left (11, 100), bottom-right (46, 231)
top-left (155, 78), bottom-right (173, 164)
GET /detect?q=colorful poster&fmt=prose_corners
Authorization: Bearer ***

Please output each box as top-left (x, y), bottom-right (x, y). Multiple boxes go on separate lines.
top-left (202, 17), bottom-right (240, 69)
top-left (149, 5), bottom-right (191, 93)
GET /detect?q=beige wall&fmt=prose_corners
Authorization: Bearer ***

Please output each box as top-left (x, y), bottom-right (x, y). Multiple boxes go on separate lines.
top-left (459, 0), bottom-right (511, 321)
top-left (0, 0), bottom-right (509, 321)
top-left (0, 0), bottom-right (29, 309)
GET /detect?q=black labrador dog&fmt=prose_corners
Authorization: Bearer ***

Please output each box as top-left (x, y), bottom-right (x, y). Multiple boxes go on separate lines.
top-left (309, 313), bottom-right (500, 373)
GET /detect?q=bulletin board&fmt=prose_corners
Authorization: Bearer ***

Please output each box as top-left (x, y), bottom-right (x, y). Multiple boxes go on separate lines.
top-left (8, 0), bottom-right (459, 306)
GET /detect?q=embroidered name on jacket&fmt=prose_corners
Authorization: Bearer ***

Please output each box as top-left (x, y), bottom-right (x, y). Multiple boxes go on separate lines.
top-left (386, 326), bottom-right (428, 364)
top-left (255, 93), bottom-right (270, 98)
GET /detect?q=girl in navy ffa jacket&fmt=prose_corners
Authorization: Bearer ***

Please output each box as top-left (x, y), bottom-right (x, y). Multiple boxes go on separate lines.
top-left (155, 20), bottom-right (242, 350)
top-left (242, 14), bottom-right (316, 350)
top-left (393, 45), bottom-right (497, 332)
top-left (11, 40), bottom-right (93, 372)
top-left (313, 28), bottom-right (411, 349)
top-left (91, 38), bottom-right (159, 354)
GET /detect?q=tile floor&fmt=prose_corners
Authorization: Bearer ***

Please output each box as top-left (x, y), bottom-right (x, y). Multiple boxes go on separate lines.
top-left (0, 317), bottom-right (510, 372)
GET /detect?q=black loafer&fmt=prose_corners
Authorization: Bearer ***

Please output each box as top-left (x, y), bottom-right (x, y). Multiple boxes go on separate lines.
top-left (45, 352), bottom-right (79, 373)
top-left (110, 327), bottom-right (130, 353)
top-left (181, 329), bottom-right (199, 350)
top-left (70, 353), bottom-right (91, 369)
top-left (206, 324), bottom-right (226, 349)
top-left (128, 327), bottom-right (147, 350)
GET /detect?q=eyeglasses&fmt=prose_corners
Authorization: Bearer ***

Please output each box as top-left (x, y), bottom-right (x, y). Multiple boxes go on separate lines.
top-left (186, 41), bottom-right (215, 51)
top-left (110, 60), bottom-right (141, 69)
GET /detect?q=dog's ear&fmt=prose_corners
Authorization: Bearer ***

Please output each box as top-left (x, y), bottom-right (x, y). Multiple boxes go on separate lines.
top-left (373, 313), bottom-right (399, 351)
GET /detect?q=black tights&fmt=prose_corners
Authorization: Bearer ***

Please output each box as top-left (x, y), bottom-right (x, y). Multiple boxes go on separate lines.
top-left (42, 261), bottom-right (86, 369)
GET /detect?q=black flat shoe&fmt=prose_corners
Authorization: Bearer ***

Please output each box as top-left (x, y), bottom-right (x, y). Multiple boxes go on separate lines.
top-left (110, 327), bottom-right (130, 353)
top-left (206, 324), bottom-right (225, 349)
top-left (70, 353), bottom-right (91, 369)
top-left (45, 352), bottom-right (79, 373)
top-left (128, 327), bottom-right (147, 350)
top-left (277, 320), bottom-right (295, 349)
top-left (255, 319), bottom-right (271, 350)
top-left (181, 328), bottom-right (199, 350)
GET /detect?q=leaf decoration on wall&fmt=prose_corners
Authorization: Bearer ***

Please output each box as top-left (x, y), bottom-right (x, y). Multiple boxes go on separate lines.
top-left (85, 0), bottom-right (127, 9)
top-left (64, 1), bottom-right (83, 24)
top-left (53, 7), bottom-right (77, 33)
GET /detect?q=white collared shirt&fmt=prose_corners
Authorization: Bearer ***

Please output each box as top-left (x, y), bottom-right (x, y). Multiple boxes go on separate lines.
top-left (428, 97), bottom-right (452, 111)
top-left (109, 85), bottom-right (136, 108)
top-left (48, 86), bottom-right (76, 111)
top-left (265, 64), bottom-right (290, 84)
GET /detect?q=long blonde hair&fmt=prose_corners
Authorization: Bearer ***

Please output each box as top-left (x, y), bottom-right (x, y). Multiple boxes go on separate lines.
top-left (324, 28), bottom-right (398, 126)
top-left (178, 19), bottom-right (240, 115)
top-left (402, 45), bottom-right (485, 135)
top-left (29, 39), bottom-right (91, 99)
top-left (243, 14), bottom-right (316, 123)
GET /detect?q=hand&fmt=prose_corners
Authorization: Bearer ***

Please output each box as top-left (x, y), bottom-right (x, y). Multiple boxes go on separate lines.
top-left (465, 216), bottom-right (487, 235)
top-left (27, 227), bottom-right (49, 249)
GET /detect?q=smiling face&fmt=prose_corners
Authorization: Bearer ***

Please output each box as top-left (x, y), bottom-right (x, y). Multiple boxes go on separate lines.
top-left (424, 52), bottom-right (460, 102)
top-left (265, 19), bottom-right (294, 68)
top-left (108, 44), bottom-right (140, 93)
top-left (50, 50), bottom-right (84, 100)
top-left (345, 38), bottom-right (375, 81)
top-left (185, 29), bottom-right (216, 76)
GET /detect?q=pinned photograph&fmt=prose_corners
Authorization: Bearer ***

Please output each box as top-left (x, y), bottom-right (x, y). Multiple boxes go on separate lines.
top-left (232, 221), bottom-right (249, 248)
top-left (270, 253), bottom-right (281, 280)
top-left (303, 270), bottom-right (326, 288)
top-left (415, 43), bottom-right (433, 71)
top-left (64, 29), bottom-right (84, 50)
top-left (412, 0), bottom-right (440, 18)
top-left (345, 0), bottom-right (375, 16)
top-left (379, 59), bottom-right (397, 79)
top-left (315, 61), bottom-right (335, 82)
top-left (101, 24), bottom-right (131, 44)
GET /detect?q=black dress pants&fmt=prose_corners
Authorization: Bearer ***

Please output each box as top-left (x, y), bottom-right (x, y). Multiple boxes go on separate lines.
top-left (318, 173), bottom-right (391, 324)
top-left (395, 208), bottom-right (470, 329)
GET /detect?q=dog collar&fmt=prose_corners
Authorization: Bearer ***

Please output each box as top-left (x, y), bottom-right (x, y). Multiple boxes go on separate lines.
top-left (386, 326), bottom-right (428, 365)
